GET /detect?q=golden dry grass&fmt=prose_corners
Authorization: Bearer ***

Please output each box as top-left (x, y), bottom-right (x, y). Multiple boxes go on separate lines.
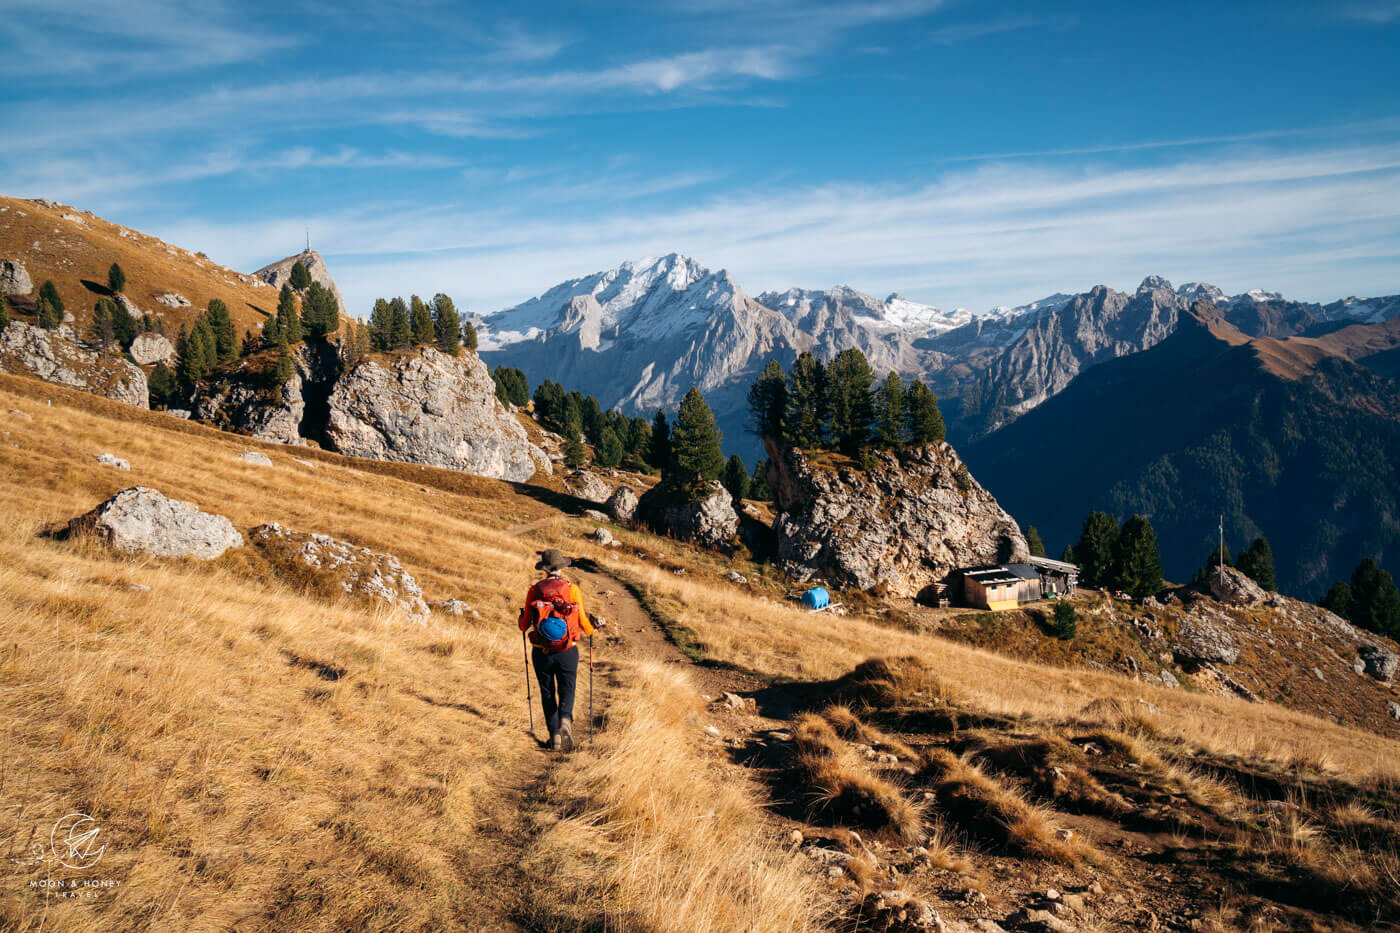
top-left (604, 560), bottom-right (1400, 782)
top-left (522, 661), bottom-right (830, 932)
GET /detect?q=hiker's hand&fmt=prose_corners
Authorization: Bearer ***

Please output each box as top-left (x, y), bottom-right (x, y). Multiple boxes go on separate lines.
top-left (593, 617), bottom-right (608, 630)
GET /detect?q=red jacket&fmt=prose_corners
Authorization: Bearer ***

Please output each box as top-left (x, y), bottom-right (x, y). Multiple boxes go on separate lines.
top-left (519, 575), bottom-right (594, 650)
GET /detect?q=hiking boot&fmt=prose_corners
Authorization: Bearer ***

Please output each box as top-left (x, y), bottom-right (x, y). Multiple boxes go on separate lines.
top-left (550, 732), bottom-right (562, 751)
top-left (559, 718), bottom-right (575, 752)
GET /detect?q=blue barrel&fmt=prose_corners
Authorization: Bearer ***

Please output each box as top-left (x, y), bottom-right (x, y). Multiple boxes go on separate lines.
top-left (801, 587), bottom-right (830, 610)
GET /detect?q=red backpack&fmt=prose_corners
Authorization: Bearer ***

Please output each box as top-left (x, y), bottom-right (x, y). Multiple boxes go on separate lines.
top-left (526, 577), bottom-right (581, 653)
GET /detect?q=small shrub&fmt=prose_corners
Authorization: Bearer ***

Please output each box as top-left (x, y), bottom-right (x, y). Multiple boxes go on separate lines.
top-left (1052, 602), bottom-right (1077, 640)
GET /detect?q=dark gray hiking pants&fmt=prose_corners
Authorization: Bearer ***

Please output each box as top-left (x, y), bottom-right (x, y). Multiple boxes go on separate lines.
top-left (531, 645), bottom-right (578, 736)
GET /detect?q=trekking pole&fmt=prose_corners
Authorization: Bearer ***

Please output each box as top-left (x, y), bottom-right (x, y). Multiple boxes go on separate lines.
top-left (589, 634), bottom-right (595, 746)
top-left (523, 631), bottom-right (534, 736)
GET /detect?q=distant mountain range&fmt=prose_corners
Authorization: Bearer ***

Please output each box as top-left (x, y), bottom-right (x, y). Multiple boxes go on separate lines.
top-left (479, 253), bottom-right (1400, 460)
top-left (963, 304), bottom-right (1400, 598)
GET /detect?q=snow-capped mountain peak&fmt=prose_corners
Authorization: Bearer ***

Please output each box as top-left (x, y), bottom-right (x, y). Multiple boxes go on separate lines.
top-left (755, 285), bottom-right (971, 336)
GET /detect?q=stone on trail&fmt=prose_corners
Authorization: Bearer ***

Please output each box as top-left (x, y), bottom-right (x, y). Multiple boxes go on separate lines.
top-left (587, 527), bottom-right (615, 547)
top-left (66, 486), bottom-right (243, 559)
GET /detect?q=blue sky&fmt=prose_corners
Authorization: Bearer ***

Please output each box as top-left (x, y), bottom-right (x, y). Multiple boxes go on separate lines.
top-left (2, 0), bottom-right (1398, 318)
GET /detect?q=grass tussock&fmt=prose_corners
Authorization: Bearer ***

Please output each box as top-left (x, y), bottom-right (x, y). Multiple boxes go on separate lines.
top-left (789, 713), bottom-right (925, 842)
top-left (832, 656), bottom-right (953, 710)
top-left (522, 661), bottom-right (829, 933)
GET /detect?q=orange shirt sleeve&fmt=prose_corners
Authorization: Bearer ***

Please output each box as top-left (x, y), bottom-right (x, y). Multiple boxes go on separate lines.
top-left (571, 582), bottom-right (595, 635)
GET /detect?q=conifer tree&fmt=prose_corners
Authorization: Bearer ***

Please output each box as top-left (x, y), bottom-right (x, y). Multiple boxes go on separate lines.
top-left (1026, 526), bottom-right (1046, 558)
top-left (785, 352), bottom-right (825, 448)
top-left (905, 379), bottom-right (945, 445)
top-left (262, 313), bottom-right (280, 346)
top-left (388, 297), bottom-right (410, 349)
top-left (747, 359), bottom-right (787, 440)
top-left (273, 332), bottom-right (294, 386)
top-left (0, 291), bottom-right (9, 330)
top-left (302, 282), bottom-right (339, 337)
top-left (749, 459), bottom-right (774, 501)
top-left (1235, 537), bottom-right (1276, 591)
top-left (462, 320), bottom-right (478, 351)
top-left (91, 299), bottom-right (115, 349)
top-left (595, 426), bottom-right (624, 468)
top-left (289, 260), bottom-right (311, 290)
top-left (647, 409), bottom-right (671, 472)
top-left (277, 285), bottom-right (303, 343)
top-left (1110, 515), bottom-right (1162, 600)
top-left (207, 299), bottom-right (236, 362)
top-left (722, 454), bottom-right (750, 502)
top-left (36, 295), bottom-right (61, 329)
top-left (107, 262), bottom-right (126, 295)
top-left (670, 387), bottom-right (724, 480)
top-left (1349, 559), bottom-right (1400, 638)
top-left (148, 361), bottom-right (175, 408)
top-left (1075, 511), bottom-right (1120, 588)
top-left (369, 298), bottom-right (391, 350)
top-left (432, 293), bottom-right (462, 355)
top-left (195, 314), bottom-right (218, 372)
top-left (39, 280), bottom-right (64, 318)
top-left (179, 325), bottom-right (206, 386)
top-left (827, 347), bottom-right (875, 455)
top-left (240, 329), bottom-right (258, 357)
top-left (109, 298), bottom-right (136, 348)
top-left (1052, 601), bottom-right (1077, 640)
top-left (410, 295), bottom-right (434, 346)
top-left (1320, 581), bottom-right (1354, 620)
top-left (875, 371), bottom-right (906, 448)
top-left (563, 412), bottom-right (588, 468)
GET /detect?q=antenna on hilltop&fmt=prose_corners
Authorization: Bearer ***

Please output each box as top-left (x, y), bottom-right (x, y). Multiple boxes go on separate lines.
top-left (306, 229), bottom-right (310, 252)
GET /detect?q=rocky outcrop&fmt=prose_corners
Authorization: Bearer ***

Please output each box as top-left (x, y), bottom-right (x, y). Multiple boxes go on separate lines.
top-left (1361, 645), bottom-right (1398, 683)
top-left (153, 292), bottom-right (191, 308)
top-left (1172, 609), bottom-right (1241, 665)
top-left (1208, 566), bottom-right (1266, 607)
top-left (129, 332), bottom-right (176, 366)
top-left (66, 487), bottom-right (243, 559)
top-left (325, 347), bottom-right (550, 482)
top-left (252, 248), bottom-right (345, 315)
top-left (605, 485), bottom-right (639, 525)
top-left (0, 322), bottom-right (148, 408)
top-left (638, 478), bottom-right (739, 550)
top-left (564, 469), bottom-right (613, 503)
top-left (1, 259), bottom-right (33, 296)
top-left (94, 453), bottom-right (130, 470)
top-left (768, 442), bottom-right (1027, 597)
top-left (250, 523), bottom-right (429, 623)
top-left (192, 341), bottom-right (338, 446)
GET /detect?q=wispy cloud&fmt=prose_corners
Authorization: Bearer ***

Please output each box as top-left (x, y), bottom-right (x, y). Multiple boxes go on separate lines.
top-left (1338, 2), bottom-right (1400, 23)
top-left (928, 14), bottom-right (1036, 44)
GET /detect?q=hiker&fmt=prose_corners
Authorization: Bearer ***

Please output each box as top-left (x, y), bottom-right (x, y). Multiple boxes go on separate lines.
top-left (519, 548), bottom-right (601, 751)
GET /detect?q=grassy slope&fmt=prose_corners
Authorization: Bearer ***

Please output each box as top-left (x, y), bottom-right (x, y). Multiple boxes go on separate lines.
top-left (0, 195), bottom-right (276, 337)
top-left (2, 369), bottom-right (1400, 929)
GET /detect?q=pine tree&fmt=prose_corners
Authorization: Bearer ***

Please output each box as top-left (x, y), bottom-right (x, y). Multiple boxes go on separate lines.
top-left (272, 333), bottom-right (294, 386)
top-left (289, 260), bottom-right (311, 291)
top-left (410, 295), bottom-right (434, 346)
top-left (749, 459), bottom-right (774, 501)
top-left (302, 282), bottom-right (339, 338)
top-left (0, 291), bottom-right (9, 330)
top-left (388, 297), bottom-right (410, 349)
top-left (262, 313), bottom-right (280, 346)
top-left (748, 359), bottom-right (788, 440)
top-left (785, 352), bottom-right (825, 448)
top-left (1235, 537), bottom-right (1276, 591)
top-left (563, 412), bottom-right (588, 468)
top-left (1110, 515), bottom-right (1162, 600)
top-left (1349, 559), bottom-right (1400, 638)
top-left (1026, 526), bottom-right (1046, 558)
top-left (432, 293), bottom-right (462, 355)
top-left (148, 361), bottom-right (175, 408)
top-left (240, 329), bottom-right (258, 357)
top-left (671, 387), bottom-right (724, 480)
top-left (207, 299), bottom-right (236, 362)
top-left (1052, 601), bottom-right (1077, 640)
top-left (1075, 511), bottom-right (1120, 588)
top-left (595, 426), bottom-right (624, 468)
top-left (369, 298), bottom-right (391, 350)
top-left (905, 379), bottom-right (945, 445)
top-left (827, 348), bottom-right (875, 455)
top-left (277, 285), bottom-right (303, 343)
top-left (195, 314), bottom-right (218, 372)
top-left (722, 454), bottom-right (750, 502)
top-left (1320, 581), bottom-right (1354, 620)
top-left (107, 262), bottom-right (126, 295)
top-left (179, 325), bottom-right (206, 386)
top-left (1060, 545), bottom-right (1076, 564)
top-left (39, 280), bottom-right (64, 318)
top-left (109, 298), bottom-right (136, 349)
top-left (875, 371), bottom-right (906, 448)
top-left (462, 319), bottom-right (478, 351)
top-left (36, 295), bottom-right (61, 329)
top-left (647, 409), bottom-right (671, 472)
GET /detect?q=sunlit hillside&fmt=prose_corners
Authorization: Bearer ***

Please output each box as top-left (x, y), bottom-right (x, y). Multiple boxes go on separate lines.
top-left (2, 371), bottom-right (1398, 931)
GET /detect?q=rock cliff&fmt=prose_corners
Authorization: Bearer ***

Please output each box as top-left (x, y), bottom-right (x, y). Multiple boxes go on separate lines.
top-left (768, 441), bottom-right (1027, 597)
top-left (252, 248), bottom-right (346, 314)
top-left (324, 347), bottom-right (549, 482)
top-left (0, 322), bottom-right (148, 408)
